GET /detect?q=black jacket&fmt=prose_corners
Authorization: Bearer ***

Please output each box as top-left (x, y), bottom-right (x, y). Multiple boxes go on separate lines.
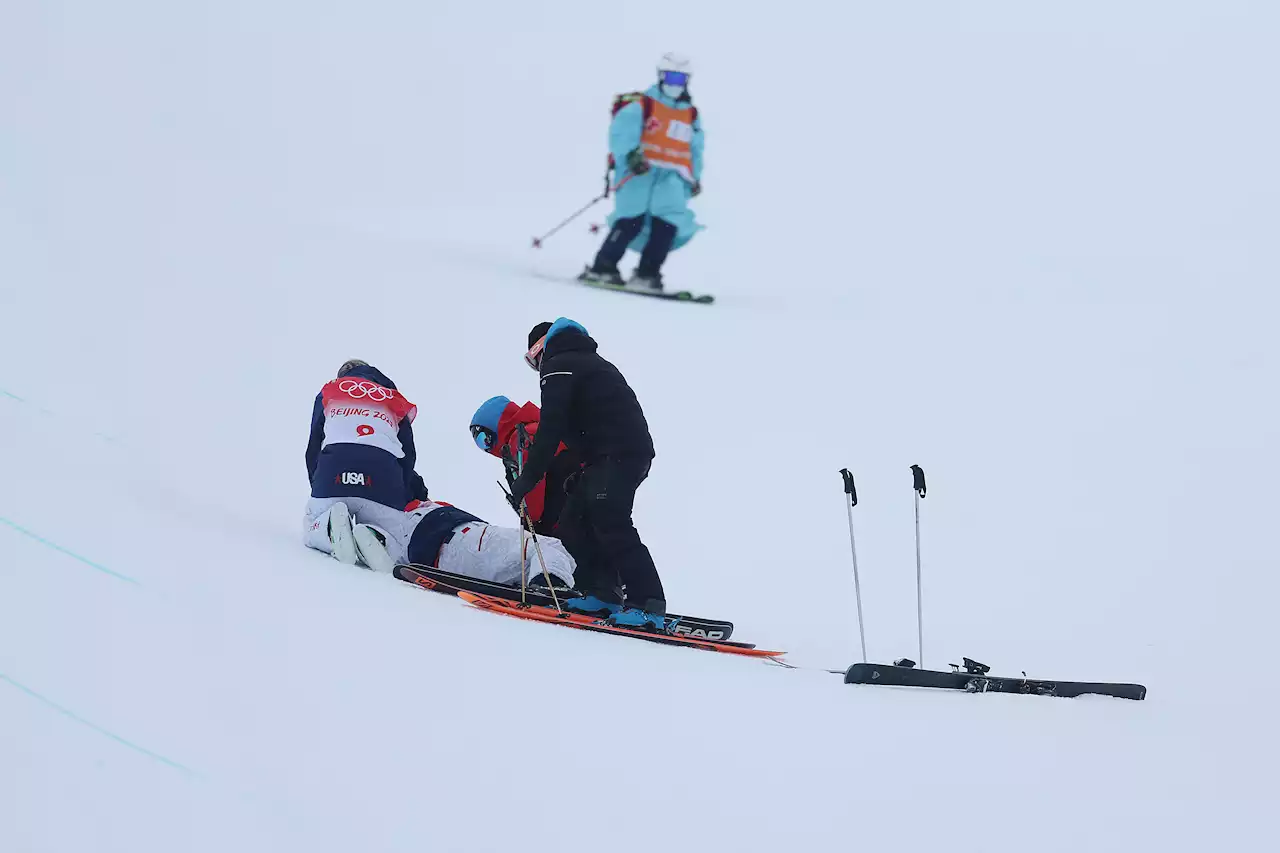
top-left (515, 328), bottom-right (654, 495)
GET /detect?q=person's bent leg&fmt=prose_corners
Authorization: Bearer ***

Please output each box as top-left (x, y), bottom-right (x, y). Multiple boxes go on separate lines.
top-left (303, 498), bottom-right (359, 564)
top-left (633, 217), bottom-right (677, 283)
top-left (588, 216), bottom-right (645, 278)
top-left (591, 460), bottom-right (664, 612)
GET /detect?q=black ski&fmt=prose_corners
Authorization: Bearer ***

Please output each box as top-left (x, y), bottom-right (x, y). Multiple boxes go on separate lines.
top-left (530, 271), bottom-right (714, 304)
top-left (393, 564), bottom-right (736, 641)
top-left (844, 660), bottom-right (1147, 701)
top-left (579, 278), bottom-right (715, 304)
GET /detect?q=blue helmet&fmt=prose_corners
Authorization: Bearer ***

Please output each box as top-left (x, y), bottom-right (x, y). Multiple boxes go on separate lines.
top-left (469, 395), bottom-right (511, 451)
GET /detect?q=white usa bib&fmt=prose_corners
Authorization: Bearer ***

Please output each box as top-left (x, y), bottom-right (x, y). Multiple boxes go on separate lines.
top-left (319, 378), bottom-right (418, 459)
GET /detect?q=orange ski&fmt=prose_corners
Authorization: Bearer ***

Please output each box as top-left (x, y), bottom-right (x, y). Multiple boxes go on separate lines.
top-left (457, 591), bottom-right (785, 659)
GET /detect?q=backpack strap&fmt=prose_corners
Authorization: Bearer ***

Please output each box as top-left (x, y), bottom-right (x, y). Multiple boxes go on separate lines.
top-left (611, 92), bottom-right (650, 118)
top-left (606, 93), bottom-right (652, 194)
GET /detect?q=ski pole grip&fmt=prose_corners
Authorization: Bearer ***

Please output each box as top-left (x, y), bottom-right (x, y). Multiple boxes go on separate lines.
top-left (911, 464), bottom-right (927, 498)
top-left (516, 423), bottom-right (530, 450)
top-left (839, 468), bottom-right (858, 507)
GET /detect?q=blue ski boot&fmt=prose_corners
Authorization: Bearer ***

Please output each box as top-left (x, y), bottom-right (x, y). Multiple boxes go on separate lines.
top-left (608, 599), bottom-right (669, 632)
top-left (565, 595), bottom-right (622, 617)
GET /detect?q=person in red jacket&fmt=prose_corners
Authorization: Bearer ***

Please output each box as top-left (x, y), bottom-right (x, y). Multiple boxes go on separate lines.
top-left (469, 395), bottom-right (581, 536)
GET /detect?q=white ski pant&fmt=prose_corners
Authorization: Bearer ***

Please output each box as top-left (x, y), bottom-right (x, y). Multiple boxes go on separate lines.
top-left (438, 522), bottom-right (575, 589)
top-left (302, 497), bottom-right (416, 565)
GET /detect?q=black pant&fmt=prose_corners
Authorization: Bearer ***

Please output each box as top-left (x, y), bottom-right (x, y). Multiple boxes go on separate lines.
top-left (556, 457), bottom-right (664, 610)
top-left (591, 216), bottom-right (677, 279)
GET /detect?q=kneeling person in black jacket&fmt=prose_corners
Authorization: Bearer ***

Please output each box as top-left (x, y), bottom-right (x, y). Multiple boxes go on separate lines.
top-left (509, 318), bottom-right (665, 629)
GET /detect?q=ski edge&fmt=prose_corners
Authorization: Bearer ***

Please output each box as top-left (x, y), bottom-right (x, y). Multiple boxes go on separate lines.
top-left (457, 591), bottom-right (783, 659)
top-left (392, 564), bottom-right (736, 640)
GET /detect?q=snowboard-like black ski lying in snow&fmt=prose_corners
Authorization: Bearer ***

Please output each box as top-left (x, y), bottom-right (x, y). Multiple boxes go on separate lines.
top-left (844, 659), bottom-right (1146, 701)
top-left (392, 564), bottom-right (735, 641)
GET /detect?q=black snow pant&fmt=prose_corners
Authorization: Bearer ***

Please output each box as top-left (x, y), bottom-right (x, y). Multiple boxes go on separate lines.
top-left (591, 216), bottom-right (678, 279)
top-left (556, 457), bottom-right (665, 612)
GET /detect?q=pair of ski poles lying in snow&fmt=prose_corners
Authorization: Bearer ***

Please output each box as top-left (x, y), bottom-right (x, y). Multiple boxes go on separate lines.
top-left (840, 465), bottom-right (928, 667)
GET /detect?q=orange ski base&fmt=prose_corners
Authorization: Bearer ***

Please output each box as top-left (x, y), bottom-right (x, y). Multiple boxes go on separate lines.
top-left (457, 591), bottom-right (785, 659)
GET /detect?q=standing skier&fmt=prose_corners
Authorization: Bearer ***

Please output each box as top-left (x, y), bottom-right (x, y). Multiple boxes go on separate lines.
top-left (579, 52), bottom-right (705, 292)
top-left (509, 319), bottom-right (666, 628)
top-left (303, 359), bottom-right (428, 573)
top-left (469, 395), bottom-right (582, 537)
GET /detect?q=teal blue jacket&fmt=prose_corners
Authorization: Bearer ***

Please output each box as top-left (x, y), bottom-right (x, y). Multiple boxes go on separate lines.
top-left (607, 85), bottom-right (705, 252)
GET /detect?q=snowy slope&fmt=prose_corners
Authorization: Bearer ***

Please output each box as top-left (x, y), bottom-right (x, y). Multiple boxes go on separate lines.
top-left (2, 2), bottom-right (1278, 851)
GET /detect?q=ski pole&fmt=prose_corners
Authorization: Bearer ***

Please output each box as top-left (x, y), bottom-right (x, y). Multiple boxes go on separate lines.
top-left (502, 445), bottom-right (529, 603)
top-left (840, 468), bottom-right (868, 663)
top-left (516, 435), bottom-right (529, 603)
top-left (530, 174), bottom-right (636, 248)
top-left (518, 503), bottom-right (529, 605)
top-left (496, 478), bottom-right (562, 613)
top-left (524, 513), bottom-right (562, 613)
top-left (911, 464), bottom-right (927, 668)
top-left (515, 424), bottom-right (562, 612)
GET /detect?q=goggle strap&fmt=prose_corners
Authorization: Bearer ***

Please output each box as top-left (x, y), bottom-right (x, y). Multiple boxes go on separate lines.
top-left (525, 336), bottom-right (547, 370)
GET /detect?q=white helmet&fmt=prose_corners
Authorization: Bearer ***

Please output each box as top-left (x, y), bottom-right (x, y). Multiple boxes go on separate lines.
top-left (658, 52), bottom-right (693, 77)
top-left (657, 52), bottom-right (692, 99)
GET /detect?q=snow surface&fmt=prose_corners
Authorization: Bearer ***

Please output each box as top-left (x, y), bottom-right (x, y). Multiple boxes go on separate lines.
top-left (3, 2), bottom-right (1278, 851)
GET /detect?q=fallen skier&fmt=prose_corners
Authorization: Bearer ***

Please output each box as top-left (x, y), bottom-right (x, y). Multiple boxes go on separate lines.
top-left (306, 496), bottom-right (575, 589)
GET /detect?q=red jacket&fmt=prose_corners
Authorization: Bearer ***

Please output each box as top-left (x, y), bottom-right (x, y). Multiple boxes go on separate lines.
top-left (489, 401), bottom-right (578, 530)
top-left (492, 402), bottom-right (552, 523)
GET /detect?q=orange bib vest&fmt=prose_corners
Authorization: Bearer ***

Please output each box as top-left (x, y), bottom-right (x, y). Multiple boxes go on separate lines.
top-left (639, 99), bottom-right (696, 183)
top-left (608, 93), bottom-right (698, 186)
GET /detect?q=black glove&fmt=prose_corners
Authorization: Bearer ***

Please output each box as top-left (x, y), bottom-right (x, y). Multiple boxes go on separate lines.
top-left (508, 475), bottom-right (533, 513)
top-left (626, 148), bottom-right (651, 175)
top-left (691, 180), bottom-right (702, 197)
top-left (502, 456), bottom-right (520, 488)
top-left (410, 472), bottom-right (429, 501)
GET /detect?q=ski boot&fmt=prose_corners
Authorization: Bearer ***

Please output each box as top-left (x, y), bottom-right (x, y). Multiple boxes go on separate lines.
top-left (528, 572), bottom-right (569, 590)
top-left (577, 266), bottom-right (625, 286)
top-left (626, 273), bottom-right (664, 293)
top-left (565, 594), bottom-right (623, 617)
top-left (353, 523), bottom-right (396, 574)
top-left (325, 502), bottom-right (359, 565)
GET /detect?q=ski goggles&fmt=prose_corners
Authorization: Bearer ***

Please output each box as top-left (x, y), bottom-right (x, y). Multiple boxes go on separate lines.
top-left (659, 70), bottom-right (689, 87)
top-left (470, 424), bottom-right (496, 451)
top-left (525, 336), bottom-right (547, 371)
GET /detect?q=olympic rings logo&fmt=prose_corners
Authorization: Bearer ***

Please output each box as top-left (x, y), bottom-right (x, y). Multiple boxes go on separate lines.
top-left (338, 380), bottom-right (395, 402)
